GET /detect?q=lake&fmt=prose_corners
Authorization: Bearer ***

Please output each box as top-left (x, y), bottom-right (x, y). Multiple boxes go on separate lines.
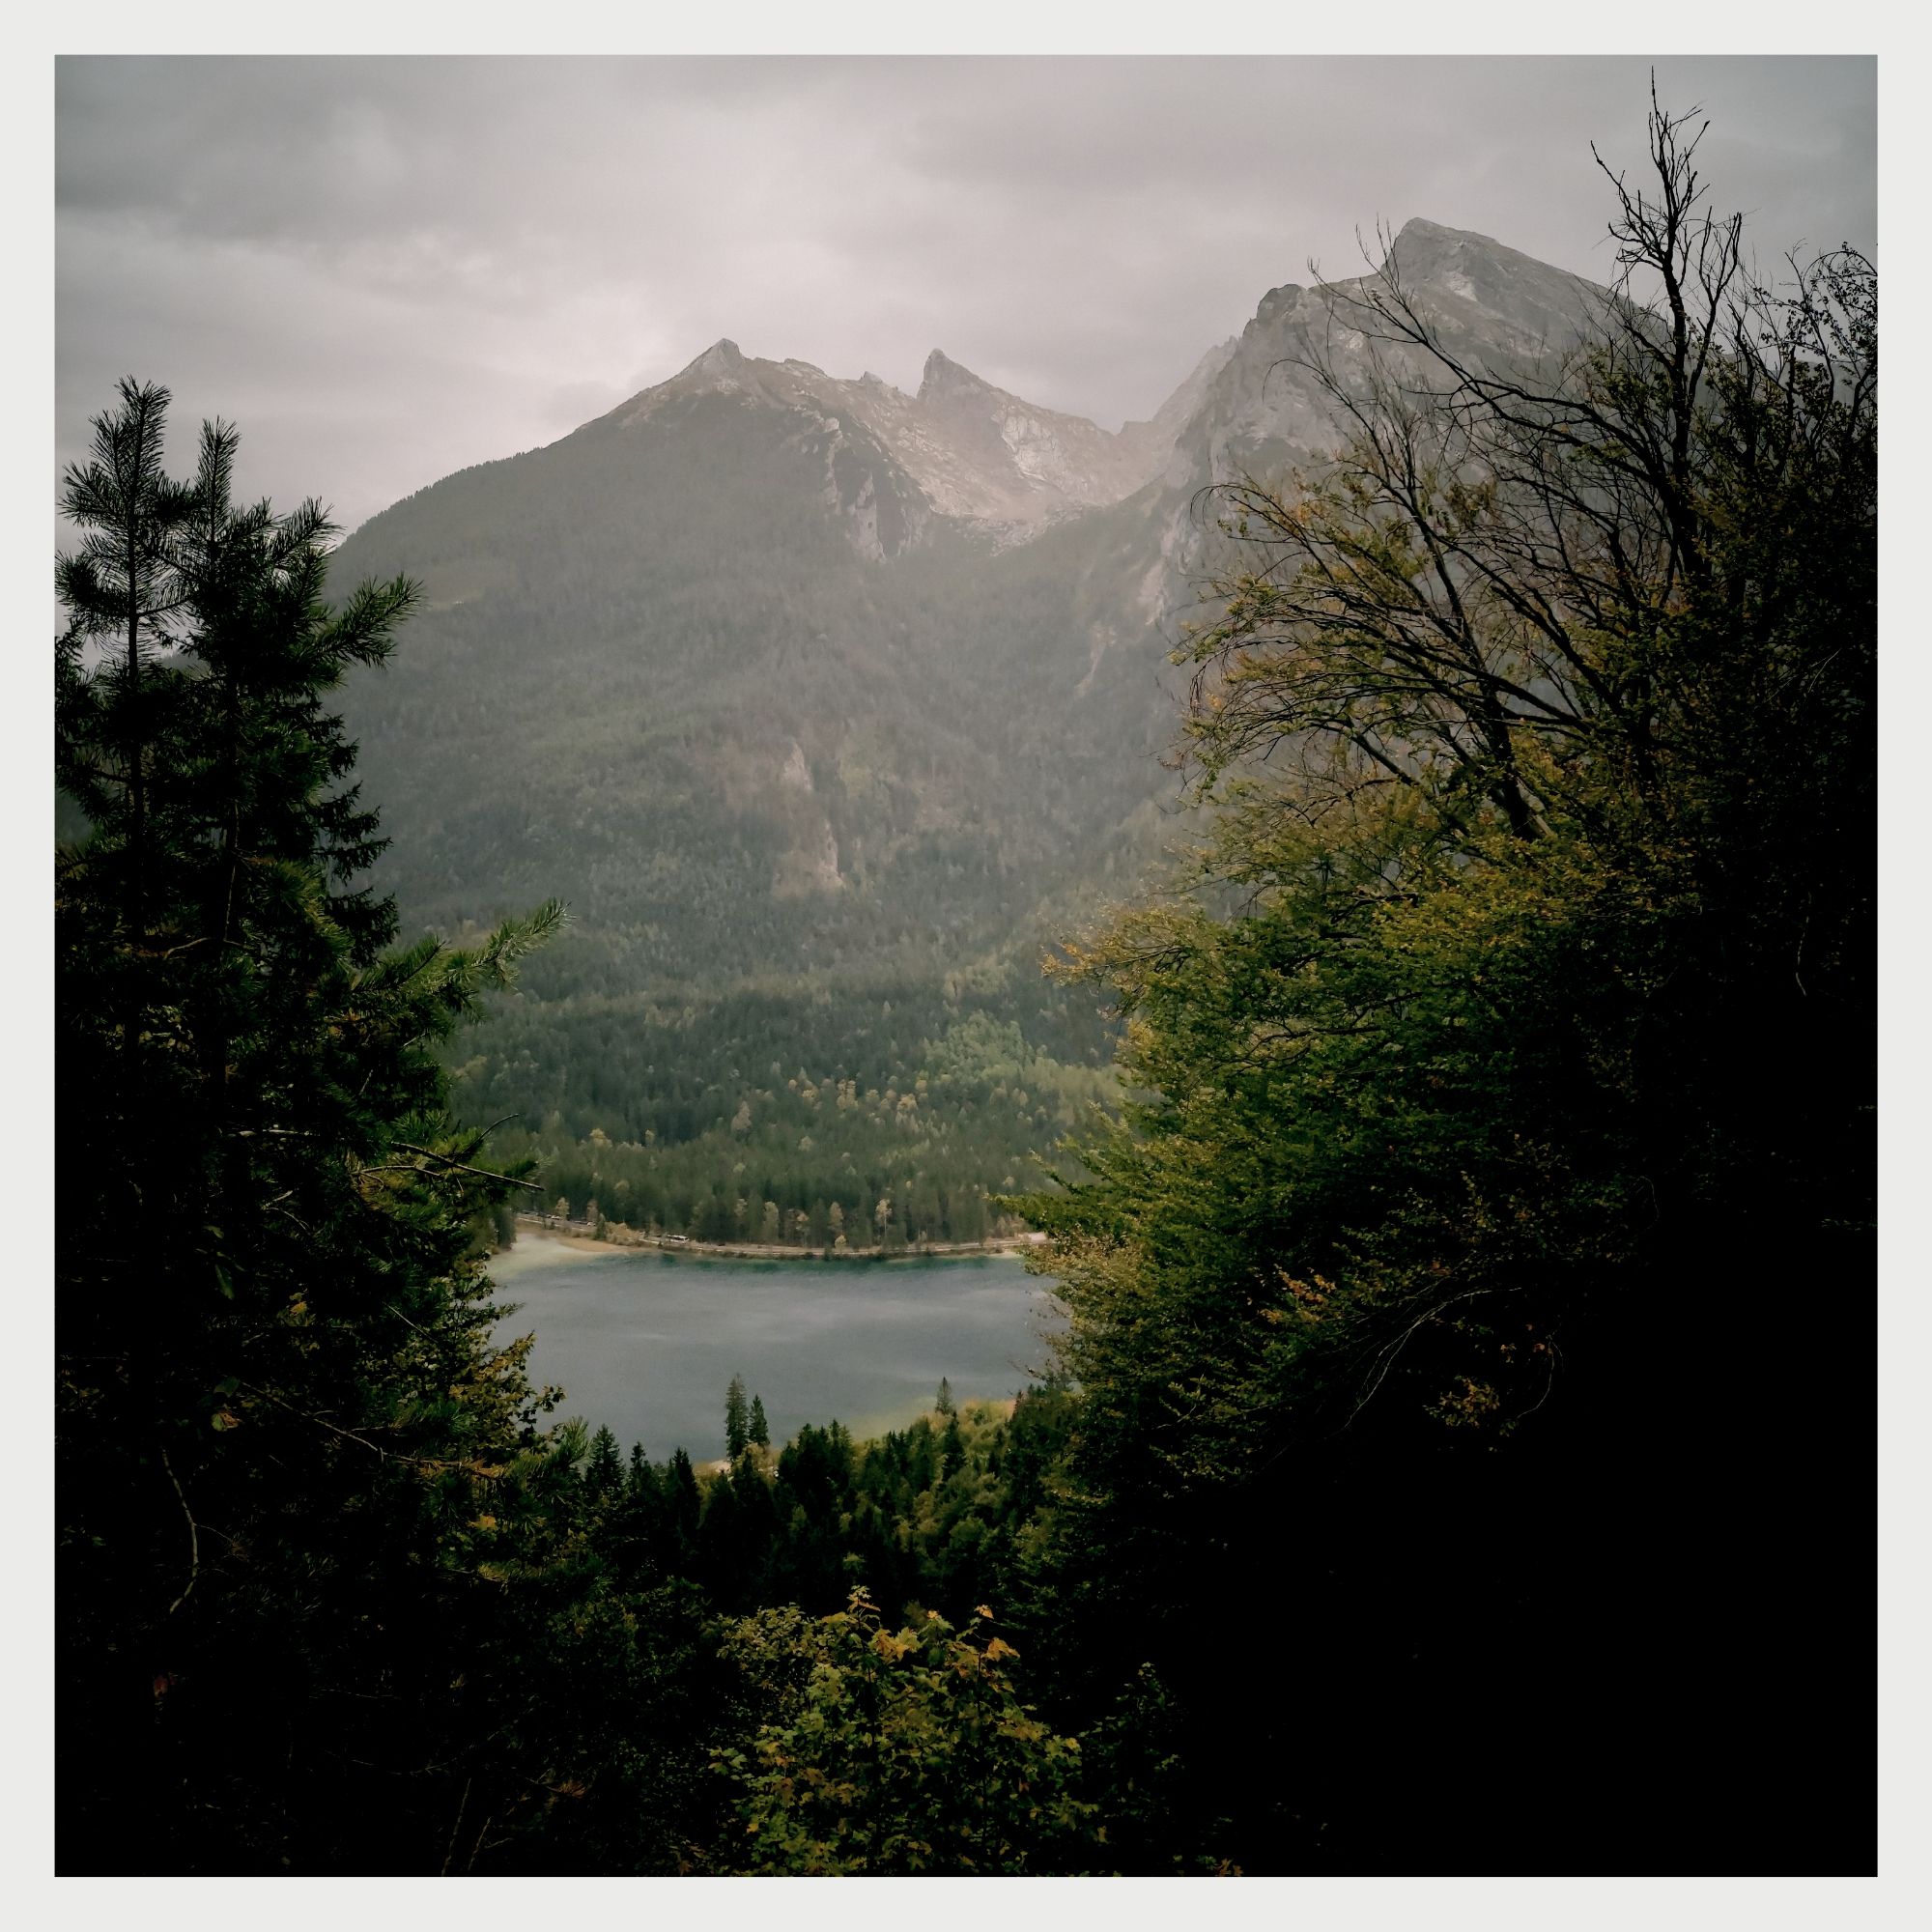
top-left (486, 1236), bottom-right (1064, 1462)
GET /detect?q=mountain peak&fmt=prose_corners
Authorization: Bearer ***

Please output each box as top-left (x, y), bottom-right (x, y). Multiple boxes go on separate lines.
top-left (1380, 218), bottom-right (1602, 318)
top-left (919, 349), bottom-right (995, 404)
top-left (1383, 216), bottom-right (1517, 281)
top-left (659, 338), bottom-right (749, 389)
top-left (1390, 214), bottom-right (1503, 250)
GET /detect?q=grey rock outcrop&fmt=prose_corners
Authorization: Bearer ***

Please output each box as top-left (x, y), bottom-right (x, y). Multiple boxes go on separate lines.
top-left (610, 332), bottom-right (1220, 538)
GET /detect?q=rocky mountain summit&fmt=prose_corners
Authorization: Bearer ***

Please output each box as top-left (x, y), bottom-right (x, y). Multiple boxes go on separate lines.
top-left (1162, 216), bottom-right (1604, 493)
top-left (607, 328), bottom-right (1231, 539)
top-left (1082, 217), bottom-right (1605, 626)
top-left (584, 217), bottom-right (1596, 573)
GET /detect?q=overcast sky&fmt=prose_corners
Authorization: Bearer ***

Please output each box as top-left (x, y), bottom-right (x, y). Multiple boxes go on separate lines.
top-left (56, 55), bottom-right (1875, 537)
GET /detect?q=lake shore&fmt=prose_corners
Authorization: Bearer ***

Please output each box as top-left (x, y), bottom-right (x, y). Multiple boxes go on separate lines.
top-left (507, 1213), bottom-right (1045, 1264)
top-left (489, 1235), bottom-right (1059, 1463)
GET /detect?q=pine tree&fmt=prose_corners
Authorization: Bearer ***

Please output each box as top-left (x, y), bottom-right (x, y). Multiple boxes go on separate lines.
top-left (585, 1425), bottom-right (624, 1499)
top-left (749, 1394), bottom-right (770, 1449)
top-left (56, 384), bottom-right (574, 1872)
top-left (935, 1377), bottom-right (955, 1418)
top-left (55, 377), bottom-right (195, 932)
top-left (665, 1447), bottom-right (703, 1549)
top-left (724, 1374), bottom-right (751, 1459)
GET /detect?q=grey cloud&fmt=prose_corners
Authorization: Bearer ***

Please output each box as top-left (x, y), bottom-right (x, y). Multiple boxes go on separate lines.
top-left (58, 55), bottom-right (1875, 536)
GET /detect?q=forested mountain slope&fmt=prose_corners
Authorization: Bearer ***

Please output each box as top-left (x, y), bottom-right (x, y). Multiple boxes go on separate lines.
top-left (330, 220), bottom-right (1601, 1212)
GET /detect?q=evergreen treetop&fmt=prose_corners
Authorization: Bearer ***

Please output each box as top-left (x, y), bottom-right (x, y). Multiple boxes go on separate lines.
top-left (724, 1374), bottom-right (751, 1460)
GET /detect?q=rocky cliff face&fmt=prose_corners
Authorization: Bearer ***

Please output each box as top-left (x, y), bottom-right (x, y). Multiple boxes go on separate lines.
top-left (1162, 217), bottom-right (1604, 496)
top-left (1119, 218), bottom-right (1604, 623)
top-left (606, 330), bottom-right (1220, 542)
top-left (595, 217), bottom-right (1595, 566)
top-left (1383, 216), bottom-right (1607, 353)
top-left (1115, 336), bottom-right (1238, 479)
top-left (902, 348), bottom-right (1155, 519)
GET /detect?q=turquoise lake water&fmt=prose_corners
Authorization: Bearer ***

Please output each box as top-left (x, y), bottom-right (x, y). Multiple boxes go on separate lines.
top-left (486, 1237), bottom-right (1063, 1461)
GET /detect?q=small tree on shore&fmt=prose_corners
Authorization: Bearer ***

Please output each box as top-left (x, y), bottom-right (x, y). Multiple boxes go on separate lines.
top-left (725, 1374), bottom-right (751, 1459)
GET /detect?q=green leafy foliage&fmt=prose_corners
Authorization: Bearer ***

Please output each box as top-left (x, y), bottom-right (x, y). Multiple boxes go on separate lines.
top-left (1014, 104), bottom-right (1876, 1870)
top-left (713, 1589), bottom-right (1096, 1874)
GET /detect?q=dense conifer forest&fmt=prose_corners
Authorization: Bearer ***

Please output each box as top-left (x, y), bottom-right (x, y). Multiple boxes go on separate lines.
top-left (56, 104), bottom-right (1873, 1876)
top-left (471, 979), bottom-right (1117, 1250)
